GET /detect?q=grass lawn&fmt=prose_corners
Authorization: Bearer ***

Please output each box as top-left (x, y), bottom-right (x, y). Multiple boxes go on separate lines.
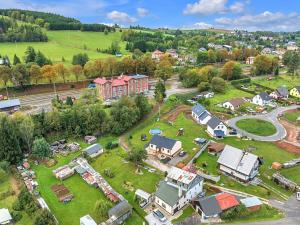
top-left (172, 206), bottom-right (195, 224)
top-left (280, 166), bottom-right (300, 184)
top-left (236, 119), bottom-right (277, 136)
top-left (0, 30), bottom-right (129, 65)
top-left (253, 75), bottom-right (300, 90)
top-left (224, 205), bottom-right (284, 224)
top-left (0, 175), bottom-right (33, 225)
top-left (283, 110), bottom-right (300, 124)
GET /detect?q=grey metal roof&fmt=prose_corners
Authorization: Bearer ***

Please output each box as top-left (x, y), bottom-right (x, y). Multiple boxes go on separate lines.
top-left (198, 196), bottom-right (222, 216)
top-left (108, 200), bottom-right (132, 218)
top-left (217, 145), bottom-right (259, 176)
top-left (199, 111), bottom-right (210, 121)
top-left (155, 181), bottom-right (182, 207)
top-left (149, 135), bottom-right (178, 149)
top-left (207, 116), bottom-right (222, 130)
top-left (0, 99), bottom-right (20, 109)
top-left (192, 104), bottom-right (206, 117)
top-left (259, 92), bottom-right (271, 101)
top-left (130, 74), bottom-right (148, 79)
top-left (84, 144), bottom-right (102, 155)
top-left (276, 87), bottom-right (289, 97)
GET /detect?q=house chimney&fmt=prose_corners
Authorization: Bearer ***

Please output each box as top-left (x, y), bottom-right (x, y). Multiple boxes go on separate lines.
top-left (178, 185), bottom-right (183, 198)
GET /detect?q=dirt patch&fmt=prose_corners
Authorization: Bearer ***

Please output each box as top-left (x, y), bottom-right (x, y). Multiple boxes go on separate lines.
top-left (161, 105), bottom-right (191, 122)
top-left (279, 119), bottom-right (300, 143)
top-left (10, 176), bottom-right (21, 195)
top-left (275, 141), bottom-right (300, 155)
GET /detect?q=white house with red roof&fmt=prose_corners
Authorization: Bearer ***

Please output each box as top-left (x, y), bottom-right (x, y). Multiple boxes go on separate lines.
top-left (94, 74), bottom-right (148, 100)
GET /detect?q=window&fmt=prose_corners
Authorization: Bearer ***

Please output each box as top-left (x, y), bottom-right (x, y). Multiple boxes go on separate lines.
top-left (162, 203), bottom-right (166, 208)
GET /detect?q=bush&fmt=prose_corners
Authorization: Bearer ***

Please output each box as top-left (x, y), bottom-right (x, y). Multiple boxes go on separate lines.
top-left (11, 211), bottom-right (22, 222)
top-left (198, 82), bottom-right (210, 92)
top-left (231, 77), bottom-right (251, 86)
top-left (12, 200), bottom-right (23, 211)
top-left (104, 169), bottom-right (115, 178)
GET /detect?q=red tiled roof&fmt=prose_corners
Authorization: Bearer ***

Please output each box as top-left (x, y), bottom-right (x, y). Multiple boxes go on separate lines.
top-left (94, 78), bottom-right (108, 85)
top-left (215, 193), bottom-right (239, 210)
top-left (121, 75), bottom-right (132, 82)
top-left (153, 50), bottom-right (163, 54)
top-left (112, 79), bottom-right (126, 86)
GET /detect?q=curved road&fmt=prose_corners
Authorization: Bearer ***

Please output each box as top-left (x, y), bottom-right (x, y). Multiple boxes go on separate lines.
top-left (227, 105), bottom-right (299, 142)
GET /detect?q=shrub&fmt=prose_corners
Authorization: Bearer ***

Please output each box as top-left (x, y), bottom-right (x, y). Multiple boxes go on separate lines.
top-left (11, 211), bottom-right (22, 222)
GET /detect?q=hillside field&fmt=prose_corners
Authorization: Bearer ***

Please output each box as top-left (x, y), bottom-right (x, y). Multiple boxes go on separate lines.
top-left (0, 30), bottom-right (129, 64)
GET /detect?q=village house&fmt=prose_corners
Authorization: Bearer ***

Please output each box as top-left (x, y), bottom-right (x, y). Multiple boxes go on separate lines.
top-left (166, 49), bottom-right (179, 59)
top-left (146, 135), bottom-right (182, 157)
top-left (290, 86), bottom-right (300, 98)
top-left (155, 167), bottom-right (204, 215)
top-left (217, 145), bottom-right (261, 182)
top-left (192, 104), bottom-right (211, 125)
top-left (94, 74), bottom-right (149, 100)
top-left (0, 208), bottom-right (12, 225)
top-left (246, 56), bottom-right (255, 65)
top-left (151, 49), bottom-right (164, 61)
top-left (222, 98), bottom-right (245, 111)
top-left (198, 91), bottom-right (214, 99)
top-left (83, 143), bottom-right (103, 158)
top-left (193, 195), bottom-right (222, 221)
top-left (270, 87), bottom-right (289, 99)
top-left (207, 116), bottom-right (227, 138)
top-left (0, 99), bottom-right (21, 113)
top-left (287, 41), bottom-right (299, 51)
top-left (252, 92), bottom-right (272, 106)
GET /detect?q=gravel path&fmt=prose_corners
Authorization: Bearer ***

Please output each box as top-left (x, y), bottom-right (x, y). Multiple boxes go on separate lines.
top-left (227, 105), bottom-right (299, 142)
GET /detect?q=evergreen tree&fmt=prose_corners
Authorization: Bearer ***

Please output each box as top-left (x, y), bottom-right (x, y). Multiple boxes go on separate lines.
top-left (24, 46), bottom-right (36, 63)
top-left (13, 54), bottom-right (21, 65)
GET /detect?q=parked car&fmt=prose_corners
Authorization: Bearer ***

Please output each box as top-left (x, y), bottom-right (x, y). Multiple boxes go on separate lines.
top-left (179, 151), bottom-right (187, 157)
top-left (161, 157), bottom-right (171, 164)
top-left (153, 209), bottom-right (167, 222)
top-left (88, 83), bottom-right (96, 89)
top-left (229, 130), bottom-right (237, 135)
top-left (297, 192), bottom-right (300, 201)
top-left (139, 200), bottom-right (147, 208)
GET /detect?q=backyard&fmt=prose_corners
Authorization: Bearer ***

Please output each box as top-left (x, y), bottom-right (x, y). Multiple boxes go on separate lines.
top-left (236, 119), bottom-right (277, 136)
top-left (253, 75), bottom-right (300, 90)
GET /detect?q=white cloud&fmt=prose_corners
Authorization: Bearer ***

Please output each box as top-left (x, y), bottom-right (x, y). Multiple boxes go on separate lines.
top-left (184, 0), bottom-right (227, 15)
top-left (230, 2), bottom-right (245, 13)
top-left (192, 22), bottom-right (213, 29)
top-left (215, 11), bottom-right (300, 31)
top-left (137, 7), bottom-right (148, 17)
top-left (106, 10), bottom-right (137, 23)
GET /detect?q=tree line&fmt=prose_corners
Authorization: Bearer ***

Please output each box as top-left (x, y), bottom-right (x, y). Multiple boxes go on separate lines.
top-left (0, 16), bottom-right (47, 42)
top-left (0, 94), bottom-right (151, 165)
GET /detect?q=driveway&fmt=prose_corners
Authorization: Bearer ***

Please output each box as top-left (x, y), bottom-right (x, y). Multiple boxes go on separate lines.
top-left (227, 105), bottom-right (299, 142)
top-left (145, 213), bottom-right (173, 225)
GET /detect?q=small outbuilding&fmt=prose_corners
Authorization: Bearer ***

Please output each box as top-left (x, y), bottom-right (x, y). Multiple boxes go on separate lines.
top-left (84, 143), bottom-right (103, 158)
top-left (0, 99), bottom-right (20, 112)
top-left (80, 215), bottom-right (97, 225)
top-left (135, 189), bottom-right (152, 206)
top-left (0, 208), bottom-right (12, 225)
top-left (108, 200), bottom-right (132, 225)
top-left (240, 197), bottom-right (262, 212)
top-left (208, 142), bottom-right (225, 156)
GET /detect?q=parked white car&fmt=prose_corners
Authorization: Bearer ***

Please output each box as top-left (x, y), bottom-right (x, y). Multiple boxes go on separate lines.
top-left (297, 192), bottom-right (300, 201)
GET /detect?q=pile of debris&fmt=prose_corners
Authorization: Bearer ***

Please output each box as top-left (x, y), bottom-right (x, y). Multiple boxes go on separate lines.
top-left (50, 139), bottom-right (80, 155)
top-left (272, 172), bottom-right (300, 192)
top-left (282, 158), bottom-right (300, 168)
top-left (17, 160), bottom-right (38, 194)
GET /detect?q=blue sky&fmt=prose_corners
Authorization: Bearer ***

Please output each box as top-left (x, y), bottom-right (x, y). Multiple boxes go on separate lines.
top-left (1, 0), bottom-right (300, 31)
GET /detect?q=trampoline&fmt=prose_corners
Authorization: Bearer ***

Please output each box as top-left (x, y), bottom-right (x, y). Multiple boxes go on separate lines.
top-left (149, 128), bottom-right (162, 135)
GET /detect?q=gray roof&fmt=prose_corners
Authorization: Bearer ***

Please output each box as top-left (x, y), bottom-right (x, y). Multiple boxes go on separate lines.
top-left (149, 135), bottom-right (178, 149)
top-left (198, 196), bottom-right (222, 216)
top-left (108, 200), bottom-right (132, 218)
top-left (130, 74), bottom-right (148, 79)
top-left (192, 104), bottom-right (206, 117)
top-left (155, 181), bottom-right (182, 207)
top-left (75, 166), bottom-right (87, 175)
top-left (207, 116), bottom-right (222, 130)
top-left (0, 99), bottom-right (20, 109)
top-left (295, 86), bottom-right (300, 92)
top-left (84, 144), bottom-right (102, 155)
top-left (259, 92), bottom-right (271, 101)
top-left (276, 87), bottom-right (289, 97)
top-left (199, 111), bottom-right (210, 121)
top-left (217, 145), bottom-right (259, 176)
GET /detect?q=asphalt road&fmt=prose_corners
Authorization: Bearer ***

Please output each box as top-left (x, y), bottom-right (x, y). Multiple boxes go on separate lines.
top-left (227, 105), bottom-right (299, 141)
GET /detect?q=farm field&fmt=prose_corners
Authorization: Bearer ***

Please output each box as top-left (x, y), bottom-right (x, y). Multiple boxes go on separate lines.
top-left (0, 30), bottom-right (129, 64)
top-left (236, 119), bottom-right (277, 136)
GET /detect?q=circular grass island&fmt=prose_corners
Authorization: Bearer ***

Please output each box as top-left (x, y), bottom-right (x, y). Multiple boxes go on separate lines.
top-left (236, 119), bottom-right (277, 136)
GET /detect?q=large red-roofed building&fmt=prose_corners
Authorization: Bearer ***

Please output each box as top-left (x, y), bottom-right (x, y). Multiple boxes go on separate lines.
top-left (94, 74), bottom-right (149, 100)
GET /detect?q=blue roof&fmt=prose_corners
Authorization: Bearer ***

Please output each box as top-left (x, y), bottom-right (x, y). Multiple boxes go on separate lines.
top-left (84, 143), bottom-right (103, 155)
top-left (0, 99), bottom-right (20, 109)
top-left (240, 197), bottom-right (262, 208)
top-left (192, 103), bottom-right (206, 116)
top-left (214, 130), bottom-right (225, 137)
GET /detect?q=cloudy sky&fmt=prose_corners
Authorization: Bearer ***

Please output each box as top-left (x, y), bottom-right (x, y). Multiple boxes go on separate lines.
top-left (1, 0), bottom-right (300, 31)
